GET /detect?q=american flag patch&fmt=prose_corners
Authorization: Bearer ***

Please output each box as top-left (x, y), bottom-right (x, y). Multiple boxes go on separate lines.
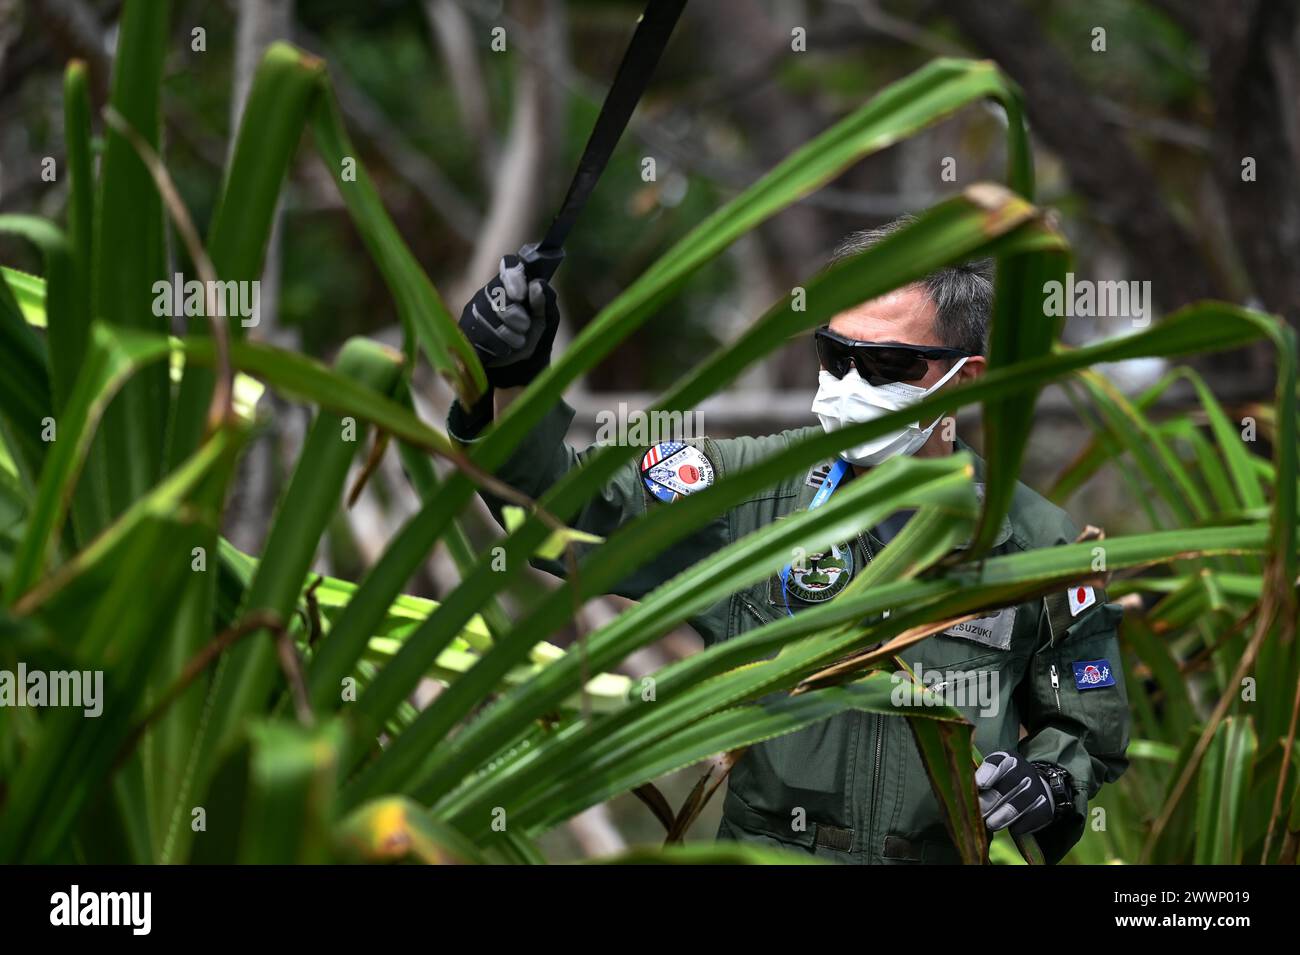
top-left (641, 441), bottom-right (685, 471)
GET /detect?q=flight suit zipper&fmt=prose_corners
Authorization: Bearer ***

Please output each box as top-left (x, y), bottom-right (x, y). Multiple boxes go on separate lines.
top-left (870, 713), bottom-right (884, 858)
top-left (739, 596), bottom-right (767, 628)
top-left (1040, 601), bottom-right (1063, 712)
top-left (856, 530), bottom-right (886, 860)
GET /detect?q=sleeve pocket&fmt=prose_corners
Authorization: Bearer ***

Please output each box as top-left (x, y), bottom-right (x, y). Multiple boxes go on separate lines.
top-left (1044, 624), bottom-right (1130, 770)
top-left (1052, 601), bottom-right (1123, 648)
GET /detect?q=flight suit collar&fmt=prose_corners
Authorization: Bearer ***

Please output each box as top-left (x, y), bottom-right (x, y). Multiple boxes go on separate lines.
top-left (799, 439), bottom-right (1015, 551)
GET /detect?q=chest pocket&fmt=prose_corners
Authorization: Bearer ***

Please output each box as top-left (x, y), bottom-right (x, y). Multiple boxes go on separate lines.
top-left (1038, 600), bottom-right (1128, 761)
top-left (734, 586), bottom-right (778, 632)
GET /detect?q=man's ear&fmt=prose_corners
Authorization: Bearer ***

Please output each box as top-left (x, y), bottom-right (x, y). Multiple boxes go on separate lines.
top-left (958, 355), bottom-right (987, 382)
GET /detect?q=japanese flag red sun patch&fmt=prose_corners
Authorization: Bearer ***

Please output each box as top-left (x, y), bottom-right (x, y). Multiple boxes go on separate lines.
top-left (1067, 584), bottom-right (1097, 617)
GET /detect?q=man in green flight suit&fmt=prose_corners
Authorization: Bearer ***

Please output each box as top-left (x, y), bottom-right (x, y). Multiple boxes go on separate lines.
top-left (451, 217), bottom-right (1130, 864)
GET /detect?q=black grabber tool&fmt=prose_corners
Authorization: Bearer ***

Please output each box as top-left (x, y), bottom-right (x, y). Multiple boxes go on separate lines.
top-left (519, 0), bottom-right (688, 283)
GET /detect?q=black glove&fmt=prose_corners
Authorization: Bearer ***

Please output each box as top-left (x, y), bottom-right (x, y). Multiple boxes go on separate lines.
top-left (975, 751), bottom-right (1056, 836)
top-left (458, 245), bottom-right (561, 389)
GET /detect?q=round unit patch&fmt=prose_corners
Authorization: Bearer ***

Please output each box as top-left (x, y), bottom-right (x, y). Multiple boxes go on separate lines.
top-left (785, 542), bottom-right (854, 603)
top-left (641, 441), bottom-right (716, 503)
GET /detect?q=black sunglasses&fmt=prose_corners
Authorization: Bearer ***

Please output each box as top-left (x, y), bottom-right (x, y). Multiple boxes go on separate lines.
top-left (814, 326), bottom-right (972, 385)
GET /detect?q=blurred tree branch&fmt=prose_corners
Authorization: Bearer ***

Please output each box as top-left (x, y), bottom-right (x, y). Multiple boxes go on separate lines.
top-left (1144, 0), bottom-right (1204, 36)
top-left (936, 0), bottom-right (1294, 393)
top-left (1204, 0), bottom-right (1300, 327)
top-left (841, 0), bottom-right (967, 58)
top-left (424, 0), bottom-right (498, 183)
top-left (451, 0), bottom-right (552, 305)
top-left (688, 0), bottom-right (828, 280)
top-left (937, 0), bottom-right (1225, 312)
top-left (291, 22), bottom-right (484, 243)
top-left (224, 0), bottom-right (302, 558)
top-left (0, 0), bottom-right (22, 80)
top-left (30, 0), bottom-right (110, 102)
top-left (0, 0), bottom-right (121, 104)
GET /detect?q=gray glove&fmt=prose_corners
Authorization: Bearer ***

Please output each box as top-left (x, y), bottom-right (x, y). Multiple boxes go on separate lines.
top-left (975, 751), bottom-right (1056, 835)
top-left (457, 248), bottom-right (560, 388)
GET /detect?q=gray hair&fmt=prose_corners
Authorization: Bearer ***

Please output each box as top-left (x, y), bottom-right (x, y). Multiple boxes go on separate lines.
top-left (828, 215), bottom-right (993, 356)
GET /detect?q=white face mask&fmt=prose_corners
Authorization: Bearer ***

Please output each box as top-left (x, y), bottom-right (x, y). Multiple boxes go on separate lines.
top-left (810, 357), bottom-right (968, 466)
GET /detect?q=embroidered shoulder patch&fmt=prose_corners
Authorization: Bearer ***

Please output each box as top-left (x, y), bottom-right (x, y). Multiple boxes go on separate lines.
top-left (1072, 658), bottom-right (1115, 690)
top-left (641, 442), bottom-right (715, 503)
top-left (784, 542), bottom-right (854, 604)
top-left (1067, 585), bottom-right (1097, 617)
top-left (1045, 583), bottom-right (1108, 645)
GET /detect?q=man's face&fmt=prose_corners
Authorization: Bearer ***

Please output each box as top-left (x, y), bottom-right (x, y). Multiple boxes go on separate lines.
top-left (824, 284), bottom-right (986, 389)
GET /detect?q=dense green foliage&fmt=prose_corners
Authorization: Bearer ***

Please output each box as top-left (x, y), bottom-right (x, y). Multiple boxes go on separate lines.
top-left (0, 1), bottom-right (1295, 864)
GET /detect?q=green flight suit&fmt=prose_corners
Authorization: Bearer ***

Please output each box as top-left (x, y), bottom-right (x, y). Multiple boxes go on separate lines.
top-left (450, 398), bottom-right (1130, 864)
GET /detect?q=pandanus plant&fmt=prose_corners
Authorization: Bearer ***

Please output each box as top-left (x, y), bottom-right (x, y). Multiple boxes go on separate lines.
top-left (0, 0), bottom-right (1294, 864)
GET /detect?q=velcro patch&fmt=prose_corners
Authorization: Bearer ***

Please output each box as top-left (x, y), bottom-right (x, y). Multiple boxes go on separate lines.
top-left (1067, 585), bottom-right (1097, 617)
top-left (1045, 583), bottom-right (1108, 646)
top-left (641, 442), bottom-right (715, 503)
top-left (1072, 658), bottom-right (1115, 690)
top-left (805, 463), bottom-right (832, 489)
top-left (943, 607), bottom-right (1016, 652)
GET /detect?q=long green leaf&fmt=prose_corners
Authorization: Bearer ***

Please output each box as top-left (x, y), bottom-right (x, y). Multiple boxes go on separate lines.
top-left (239, 720), bottom-right (344, 865)
top-left (1194, 717), bottom-right (1257, 864)
top-left (92, 0), bottom-right (171, 519)
top-left (528, 674), bottom-right (965, 839)
top-left (346, 455), bottom-right (978, 803)
top-left (309, 78), bottom-right (485, 404)
top-left (5, 324), bottom-right (166, 603)
top-left (183, 339), bottom-right (404, 854)
top-left (169, 41), bottom-right (326, 468)
top-left (0, 231), bottom-right (55, 491)
top-left (0, 428), bottom-right (241, 861)
top-left (354, 293), bottom-right (1277, 802)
